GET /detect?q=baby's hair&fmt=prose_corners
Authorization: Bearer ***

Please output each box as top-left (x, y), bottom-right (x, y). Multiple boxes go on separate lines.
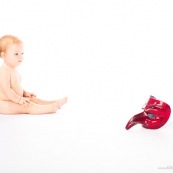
top-left (0, 35), bottom-right (23, 58)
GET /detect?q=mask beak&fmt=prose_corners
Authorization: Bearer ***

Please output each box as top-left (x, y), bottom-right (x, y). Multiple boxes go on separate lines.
top-left (125, 112), bottom-right (147, 130)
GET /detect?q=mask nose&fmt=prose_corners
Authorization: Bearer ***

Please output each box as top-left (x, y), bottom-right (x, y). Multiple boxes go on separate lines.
top-left (125, 96), bottom-right (171, 130)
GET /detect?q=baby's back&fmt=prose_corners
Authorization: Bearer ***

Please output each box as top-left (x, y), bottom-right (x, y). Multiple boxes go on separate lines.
top-left (0, 64), bottom-right (23, 101)
top-left (0, 65), bottom-right (9, 100)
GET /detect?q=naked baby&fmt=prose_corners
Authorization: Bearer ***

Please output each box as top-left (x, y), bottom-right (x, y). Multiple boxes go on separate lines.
top-left (0, 35), bottom-right (67, 114)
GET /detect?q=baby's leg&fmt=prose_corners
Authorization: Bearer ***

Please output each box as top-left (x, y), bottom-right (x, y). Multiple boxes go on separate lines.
top-left (0, 101), bottom-right (27, 114)
top-left (30, 97), bottom-right (68, 108)
top-left (29, 97), bottom-right (57, 105)
top-left (26, 101), bottom-right (59, 114)
top-left (0, 101), bottom-right (58, 114)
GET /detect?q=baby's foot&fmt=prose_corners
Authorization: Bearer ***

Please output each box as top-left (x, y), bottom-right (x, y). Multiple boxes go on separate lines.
top-left (50, 103), bottom-right (59, 113)
top-left (56, 97), bottom-right (68, 109)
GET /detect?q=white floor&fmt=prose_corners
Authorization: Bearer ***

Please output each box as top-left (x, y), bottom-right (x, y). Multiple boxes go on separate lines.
top-left (0, 87), bottom-right (173, 173)
top-left (1, 0), bottom-right (173, 172)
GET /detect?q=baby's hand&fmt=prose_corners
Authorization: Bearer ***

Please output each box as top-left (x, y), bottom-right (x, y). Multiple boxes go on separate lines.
top-left (24, 91), bottom-right (36, 98)
top-left (18, 97), bottom-right (30, 107)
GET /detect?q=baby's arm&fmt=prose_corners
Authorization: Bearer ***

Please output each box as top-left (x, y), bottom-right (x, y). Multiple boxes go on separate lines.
top-left (0, 70), bottom-right (29, 104)
top-left (23, 90), bottom-right (36, 98)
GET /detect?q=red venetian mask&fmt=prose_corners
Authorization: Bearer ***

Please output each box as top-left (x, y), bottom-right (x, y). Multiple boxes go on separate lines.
top-left (126, 96), bottom-right (171, 130)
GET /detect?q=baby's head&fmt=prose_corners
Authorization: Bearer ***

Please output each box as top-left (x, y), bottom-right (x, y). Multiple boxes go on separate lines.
top-left (0, 35), bottom-right (23, 58)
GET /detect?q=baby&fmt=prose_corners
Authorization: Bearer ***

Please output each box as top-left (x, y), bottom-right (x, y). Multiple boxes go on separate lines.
top-left (0, 35), bottom-right (67, 114)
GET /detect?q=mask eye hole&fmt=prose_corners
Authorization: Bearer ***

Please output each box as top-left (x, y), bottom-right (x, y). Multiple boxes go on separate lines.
top-left (148, 113), bottom-right (155, 119)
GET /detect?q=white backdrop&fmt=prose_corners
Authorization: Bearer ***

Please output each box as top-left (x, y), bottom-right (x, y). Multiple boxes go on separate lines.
top-left (1, 0), bottom-right (173, 172)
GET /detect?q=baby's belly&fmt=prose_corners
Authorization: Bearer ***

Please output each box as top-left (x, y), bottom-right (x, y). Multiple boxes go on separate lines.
top-left (0, 87), bottom-right (23, 101)
top-left (0, 91), bottom-right (8, 101)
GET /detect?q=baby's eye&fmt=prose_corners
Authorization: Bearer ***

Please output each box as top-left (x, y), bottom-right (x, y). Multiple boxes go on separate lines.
top-left (15, 53), bottom-right (19, 56)
top-left (21, 53), bottom-right (24, 55)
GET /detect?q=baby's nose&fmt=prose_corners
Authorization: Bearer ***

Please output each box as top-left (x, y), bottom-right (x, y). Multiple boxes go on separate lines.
top-left (18, 55), bottom-right (23, 61)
